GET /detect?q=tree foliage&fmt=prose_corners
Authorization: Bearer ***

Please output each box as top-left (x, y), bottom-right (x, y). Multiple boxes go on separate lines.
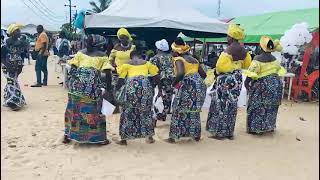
top-left (89, 0), bottom-right (111, 13)
top-left (60, 23), bottom-right (80, 40)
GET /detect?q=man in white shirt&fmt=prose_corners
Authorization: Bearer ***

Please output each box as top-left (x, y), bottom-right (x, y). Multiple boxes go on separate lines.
top-left (56, 31), bottom-right (71, 58)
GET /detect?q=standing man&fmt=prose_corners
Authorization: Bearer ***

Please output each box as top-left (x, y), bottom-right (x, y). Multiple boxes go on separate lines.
top-left (31, 25), bottom-right (49, 87)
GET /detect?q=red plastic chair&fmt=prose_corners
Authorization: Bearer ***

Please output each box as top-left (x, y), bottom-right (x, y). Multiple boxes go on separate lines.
top-left (291, 30), bottom-right (319, 101)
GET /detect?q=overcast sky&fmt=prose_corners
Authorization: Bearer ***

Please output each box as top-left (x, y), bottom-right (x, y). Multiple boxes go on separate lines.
top-left (1, 0), bottom-right (319, 30)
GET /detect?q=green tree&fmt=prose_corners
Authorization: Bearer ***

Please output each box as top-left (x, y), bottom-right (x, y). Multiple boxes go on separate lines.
top-left (60, 23), bottom-right (79, 40)
top-left (89, 0), bottom-right (112, 13)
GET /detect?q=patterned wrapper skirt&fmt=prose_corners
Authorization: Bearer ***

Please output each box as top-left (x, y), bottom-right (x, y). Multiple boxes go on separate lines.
top-left (64, 93), bottom-right (106, 143)
top-left (64, 67), bottom-right (106, 143)
top-left (247, 75), bottom-right (283, 133)
top-left (111, 73), bottom-right (119, 96)
top-left (169, 73), bottom-right (206, 139)
top-left (206, 70), bottom-right (242, 138)
top-left (2, 70), bottom-right (26, 109)
top-left (119, 76), bottom-right (155, 140)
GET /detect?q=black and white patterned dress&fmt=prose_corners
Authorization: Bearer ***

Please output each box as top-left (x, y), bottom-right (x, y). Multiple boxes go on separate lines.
top-left (1, 37), bottom-right (26, 110)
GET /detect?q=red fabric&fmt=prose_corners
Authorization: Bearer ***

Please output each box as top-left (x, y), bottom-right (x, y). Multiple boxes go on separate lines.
top-left (175, 83), bottom-right (182, 89)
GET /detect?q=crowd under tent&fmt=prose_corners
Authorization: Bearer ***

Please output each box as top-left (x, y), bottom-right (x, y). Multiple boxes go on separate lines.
top-left (84, 0), bottom-right (228, 48)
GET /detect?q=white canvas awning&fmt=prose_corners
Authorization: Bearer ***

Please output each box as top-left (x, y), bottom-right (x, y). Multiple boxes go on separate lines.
top-left (85, 0), bottom-right (228, 38)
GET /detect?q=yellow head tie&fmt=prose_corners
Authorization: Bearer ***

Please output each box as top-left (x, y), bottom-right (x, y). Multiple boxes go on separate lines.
top-left (117, 28), bottom-right (133, 41)
top-left (260, 36), bottom-right (282, 52)
top-left (7, 23), bottom-right (23, 36)
top-left (227, 23), bottom-right (245, 41)
top-left (171, 42), bottom-right (190, 54)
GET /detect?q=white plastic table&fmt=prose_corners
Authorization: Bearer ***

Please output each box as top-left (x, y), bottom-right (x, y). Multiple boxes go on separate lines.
top-left (282, 73), bottom-right (296, 100)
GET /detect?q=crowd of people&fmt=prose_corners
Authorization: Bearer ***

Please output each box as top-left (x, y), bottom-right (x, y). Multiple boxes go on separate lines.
top-left (1, 23), bottom-right (287, 145)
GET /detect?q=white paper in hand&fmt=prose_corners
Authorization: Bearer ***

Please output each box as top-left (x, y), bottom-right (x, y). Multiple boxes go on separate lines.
top-left (154, 97), bottom-right (164, 113)
top-left (101, 99), bottom-right (116, 116)
top-left (100, 88), bottom-right (115, 116)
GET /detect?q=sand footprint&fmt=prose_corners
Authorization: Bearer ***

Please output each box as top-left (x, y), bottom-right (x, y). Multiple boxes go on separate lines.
top-left (9, 155), bottom-right (30, 168)
top-left (21, 159), bottom-right (33, 166)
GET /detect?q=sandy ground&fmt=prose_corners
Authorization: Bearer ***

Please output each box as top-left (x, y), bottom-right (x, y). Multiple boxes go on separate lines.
top-left (1, 57), bottom-right (319, 180)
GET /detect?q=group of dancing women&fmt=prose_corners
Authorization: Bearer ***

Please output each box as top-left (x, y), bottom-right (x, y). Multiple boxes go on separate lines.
top-left (62, 24), bottom-right (286, 145)
top-left (0, 24), bottom-right (285, 146)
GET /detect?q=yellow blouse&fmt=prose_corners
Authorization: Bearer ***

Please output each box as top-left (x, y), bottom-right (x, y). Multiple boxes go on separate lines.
top-left (109, 45), bottom-right (136, 67)
top-left (204, 68), bottom-right (216, 87)
top-left (216, 52), bottom-right (252, 73)
top-left (67, 52), bottom-right (114, 71)
top-left (173, 57), bottom-right (199, 75)
top-left (117, 62), bottom-right (159, 78)
top-left (243, 60), bottom-right (286, 80)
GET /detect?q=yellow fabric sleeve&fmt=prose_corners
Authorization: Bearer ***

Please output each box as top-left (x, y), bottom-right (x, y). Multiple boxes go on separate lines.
top-left (243, 60), bottom-right (287, 79)
top-left (216, 52), bottom-right (234, 73)
top-left (204, 69), bottom-right (215, 87)
top-left (109, 49), bottom-right (117, 63)
top-left (101, 57), bottom-right (114, 71)
top-left (117, 64), bottom-right (128, 78)
top-left (278, 66), bottom-right (286, 76)
top-left (147, 62), bottom-right (159, 76)
top-left (242, 52), bottom-right (252, 69)
top-left (243, 60), bottom-right (260, 80)
top-left (67, 52), bottom-right (82, 67)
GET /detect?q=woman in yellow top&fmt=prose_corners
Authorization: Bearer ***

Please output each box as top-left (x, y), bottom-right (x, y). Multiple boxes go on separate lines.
top-left (166, 38), bottom-right (207, 144)
top-left (109, 28), bottom-right (136, 113)
top-left (115, 50), bottom-right (159, 145)
top-left (64, 35), bottom-right (114, 145)
top-left (206, 24), bottom-right (252, 140)
top-left (244, 36), bottom-right (285, 135)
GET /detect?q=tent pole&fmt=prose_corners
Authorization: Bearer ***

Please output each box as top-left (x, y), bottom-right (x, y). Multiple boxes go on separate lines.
top-left (193, 38), bottom-right (196, 56)
top-left (202, 38), bottom-right (206, 62)
top-left (206, 43), bottom-right (210, 56)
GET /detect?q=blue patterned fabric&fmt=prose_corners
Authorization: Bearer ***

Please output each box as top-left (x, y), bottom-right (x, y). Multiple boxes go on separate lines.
top-left (2, 71), bottom-right (26, 108)
top-left (169, 73), bottom-right (206, 139)
top-left (150, 54), bottom-right (174, 120)
top-left (67, 67), bottom-right (103, 100)
top-left (247, 75), bottom-right (283, 133)
top-left (206, 70), bottom-right (242, 138)
top-left (119, 76), bottom-right (155, 140)
top-left (1, 37), bottom-right (26, 109)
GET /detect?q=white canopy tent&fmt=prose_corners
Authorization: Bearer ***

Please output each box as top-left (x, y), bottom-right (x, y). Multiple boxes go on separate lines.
top-left (85, 0), bottom-right (228, 41)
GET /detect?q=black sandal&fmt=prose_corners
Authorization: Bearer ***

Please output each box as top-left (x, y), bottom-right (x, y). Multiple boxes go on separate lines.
top-left (208, 136), bottom-right (224, 140)
top-left (227, 136), bottom-right (234, 140)
top-left (164, 138), bottom-right (175, 144)
top-left (100, 139), bottom-right (111, 145)
top-left (115, 140), bottom-right (127, 146)
top-left (146, 137), bottom-right (155, 144)
top-left (62, 135), bottom-right (71, 144)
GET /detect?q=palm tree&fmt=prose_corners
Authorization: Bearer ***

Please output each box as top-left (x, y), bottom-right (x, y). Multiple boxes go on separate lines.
top-left (89, 0), bottom-right (112, 13)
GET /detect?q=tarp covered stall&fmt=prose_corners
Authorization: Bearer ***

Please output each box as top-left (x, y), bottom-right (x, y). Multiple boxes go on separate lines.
top-left (84, 0), bottom-right (228, 47)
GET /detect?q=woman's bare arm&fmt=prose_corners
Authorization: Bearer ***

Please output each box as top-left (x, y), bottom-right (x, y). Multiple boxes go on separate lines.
top-left (198, 65), bottom-right (207, 79)
top-left (172, 60), bottom-right (185, 86)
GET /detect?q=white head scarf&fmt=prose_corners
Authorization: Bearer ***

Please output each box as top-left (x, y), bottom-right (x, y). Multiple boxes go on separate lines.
top-left (155, 39), bottom-right (169, 52)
